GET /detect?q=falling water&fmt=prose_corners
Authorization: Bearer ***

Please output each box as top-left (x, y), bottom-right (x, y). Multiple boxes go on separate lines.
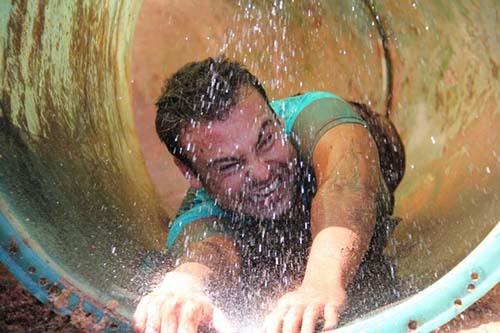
top-left (0, 0), bottom-right (498, 331)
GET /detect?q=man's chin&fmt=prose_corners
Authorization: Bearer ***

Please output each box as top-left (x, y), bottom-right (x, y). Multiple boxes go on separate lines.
top-left (246, 204), bottom-right (292, 221)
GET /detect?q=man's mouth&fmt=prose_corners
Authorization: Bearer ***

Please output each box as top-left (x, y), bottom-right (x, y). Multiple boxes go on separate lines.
top-left (236, 169), bottom-right (297, 219)
top-left (253, 177), bottom-right (280, 198)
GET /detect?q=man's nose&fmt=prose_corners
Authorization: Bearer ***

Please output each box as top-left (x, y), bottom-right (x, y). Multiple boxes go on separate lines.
top-left (246, 158), bottom-right (271, 183)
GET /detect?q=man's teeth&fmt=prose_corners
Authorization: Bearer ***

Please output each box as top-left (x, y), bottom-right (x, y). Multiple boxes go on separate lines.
top-left (255, 178), bottom-right (280, 197)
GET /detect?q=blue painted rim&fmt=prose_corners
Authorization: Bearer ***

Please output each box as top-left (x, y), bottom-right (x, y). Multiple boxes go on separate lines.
top-left (0, 210), bottom-right (132, 333)
top-left (1, 205), bottom-right (499, 332)
top-left (332, 221), bottom-right (500, 333)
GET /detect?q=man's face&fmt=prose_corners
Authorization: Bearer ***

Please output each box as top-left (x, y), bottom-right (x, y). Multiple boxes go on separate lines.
top-left (179, 88), bottom-right (299, 221)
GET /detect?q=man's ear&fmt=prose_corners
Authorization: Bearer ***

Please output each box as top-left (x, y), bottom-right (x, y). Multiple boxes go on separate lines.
top-left (173, 158), bottom-right (202, 189)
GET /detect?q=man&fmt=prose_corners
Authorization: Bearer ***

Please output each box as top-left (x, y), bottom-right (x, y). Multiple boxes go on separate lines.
top-left (133, 57), bottom-right (404, 333)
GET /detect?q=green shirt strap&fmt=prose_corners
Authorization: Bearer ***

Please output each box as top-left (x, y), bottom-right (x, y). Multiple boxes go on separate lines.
top-left (291, 97), bottom-right (366, 161)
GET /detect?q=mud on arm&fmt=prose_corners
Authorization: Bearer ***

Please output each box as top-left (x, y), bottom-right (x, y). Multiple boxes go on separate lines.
top-left (305, 123), bottom-right (380, 297)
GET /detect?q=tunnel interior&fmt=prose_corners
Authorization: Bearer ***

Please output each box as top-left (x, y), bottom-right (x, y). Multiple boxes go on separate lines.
top-left (0, 0), bottom-right (498, 330)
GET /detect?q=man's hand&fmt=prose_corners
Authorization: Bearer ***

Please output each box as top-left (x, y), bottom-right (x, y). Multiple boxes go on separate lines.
top-left (263, 283), bottom-right (346, 333)
top-left (133, 271), bottom-right (234, 333)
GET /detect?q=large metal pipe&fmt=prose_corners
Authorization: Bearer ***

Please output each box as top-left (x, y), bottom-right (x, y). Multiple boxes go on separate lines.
top-left (0, 1), bottom-right (498, 331)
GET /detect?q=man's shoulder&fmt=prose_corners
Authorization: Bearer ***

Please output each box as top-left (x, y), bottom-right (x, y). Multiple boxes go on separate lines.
top-left (270, 91), bottom-right (341, 129)
top-left (167, 188), bottom-right (229, 250)
top-left (271, 91), bottom-right (340, 107)
top-left (270, 91), bottom-right (340, 118)
top-left (272, 91), bottom-right (366, 161)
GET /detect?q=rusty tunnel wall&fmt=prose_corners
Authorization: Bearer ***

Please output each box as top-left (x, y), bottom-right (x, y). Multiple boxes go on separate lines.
top-left (0, 0), bottom-right (498, 331)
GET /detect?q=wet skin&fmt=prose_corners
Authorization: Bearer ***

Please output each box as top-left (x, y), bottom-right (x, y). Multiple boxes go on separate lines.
top-left (134, 87), bottom-right (381, 333)
top-left (178, 87), bottom-right (300, 221)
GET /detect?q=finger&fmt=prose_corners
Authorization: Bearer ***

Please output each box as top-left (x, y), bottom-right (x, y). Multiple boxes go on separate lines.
top-left (133, 296), bottom-right (151, 333)
top-left (144, 297), bottom-right (163, 333)
top-left (212, 307), bottom-right (236, 333)
top-left (160, 312), bottom-right (177, 333)
top-left (322, 304), bottom-right (339, 331)
top-left (263, 304), bottom-right (289, 333)
top-left (283, 306), bottom-right (304, 333)
top-left (158, 297), bottom-right (180, 333)
top-left (178, 301), bottom-right (201, 333)
top-left (300, 304), bottom-right (322, 333)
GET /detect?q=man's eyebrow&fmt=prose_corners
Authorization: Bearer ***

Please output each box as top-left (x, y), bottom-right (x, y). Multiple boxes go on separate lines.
top-left (257, 118), bottom-right (274, 144)
top-left (207, 156), bottom-right (239, 169)
top-left (206, 118), bottom-right (274, 169)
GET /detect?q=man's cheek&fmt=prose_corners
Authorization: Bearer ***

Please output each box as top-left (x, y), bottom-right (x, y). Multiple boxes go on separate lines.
top-left (218, 184), bottom-right (234, 198)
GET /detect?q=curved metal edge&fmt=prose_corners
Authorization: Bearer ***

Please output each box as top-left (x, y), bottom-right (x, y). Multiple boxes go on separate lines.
top-left (0, 210), bottom-right (133, 333)
top-left (331, 221), bottom-right (500, 333)
top-left (2, 204), bottom-right (498, 333)
top-left (1, 1), bottom-right (498, 329)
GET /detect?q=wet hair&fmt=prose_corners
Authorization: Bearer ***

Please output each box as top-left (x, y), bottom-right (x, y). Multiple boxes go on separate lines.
top-left (155, 56), bottom-right (269, 167)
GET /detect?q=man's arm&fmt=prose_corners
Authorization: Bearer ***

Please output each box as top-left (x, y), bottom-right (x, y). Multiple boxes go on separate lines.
top-left (306, 123), bottom-right (379, 290)
top-left (264, 124), bottom-right (380, 333)
top-left (133, 218), bottom-right (239, 333)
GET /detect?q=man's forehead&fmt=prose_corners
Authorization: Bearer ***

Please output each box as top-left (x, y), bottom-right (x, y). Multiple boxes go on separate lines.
top-left (183, 123), bottom-right (231, 146)
top-left (183, 111), bottom-right (269, 142)
top-left (182, 113), bottom-right (265, 148)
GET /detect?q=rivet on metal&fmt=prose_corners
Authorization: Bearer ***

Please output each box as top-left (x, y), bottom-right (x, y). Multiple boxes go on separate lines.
top-left (39, 277), bottom-right (48, 286)
top-left (408, 320), bottom-right (418, 331)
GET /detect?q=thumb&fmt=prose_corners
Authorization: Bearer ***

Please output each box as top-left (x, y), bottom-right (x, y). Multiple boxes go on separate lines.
top-left (212, 307), bottom-right (236, 333)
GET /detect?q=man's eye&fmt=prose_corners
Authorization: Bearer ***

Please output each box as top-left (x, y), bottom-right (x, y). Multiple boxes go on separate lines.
top-left (218, 163), bottom-right (240, 173)
top-left (258, 133), bottom-right (274, 150)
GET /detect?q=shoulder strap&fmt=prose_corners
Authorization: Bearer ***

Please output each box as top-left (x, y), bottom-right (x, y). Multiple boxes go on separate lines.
top-left (286, 93), bottom-right (367, 161)
top-left (167, 188), bottom-right (229, 250)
